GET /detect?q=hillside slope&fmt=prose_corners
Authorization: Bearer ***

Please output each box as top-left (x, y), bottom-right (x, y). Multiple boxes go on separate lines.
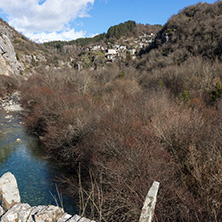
top-left (0, 18), bottom-right (24, 76)
top-left (0, 18), bottom-right (63, 76)
top-left (138, 1), bottom-right (222, 70)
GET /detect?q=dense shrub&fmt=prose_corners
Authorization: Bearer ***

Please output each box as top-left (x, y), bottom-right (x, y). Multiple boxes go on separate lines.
top-left (0, 75), bottom-right (19, 97)
top-left (20, 65), bottom-right (222, 221)
top-left (19, 2), bottom-right (222, 221)
top-left (138, 1), bottom-right (222, 71)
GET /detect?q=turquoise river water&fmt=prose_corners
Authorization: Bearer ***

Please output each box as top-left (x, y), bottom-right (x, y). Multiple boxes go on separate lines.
top-left (0, 108), bottom-right (77, 215)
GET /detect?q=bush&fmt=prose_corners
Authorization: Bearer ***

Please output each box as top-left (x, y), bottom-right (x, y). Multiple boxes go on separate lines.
top-left (150, 91), bottom-right (222, 220)
top-left (0, 75), bottom-right (19, 97)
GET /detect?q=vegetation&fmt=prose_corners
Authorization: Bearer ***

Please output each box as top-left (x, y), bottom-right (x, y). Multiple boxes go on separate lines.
top-left (1, 1), bottom-right (219, 221)
top-left (20, 55), bottom-right (222, 221)
top-left (44, 33), bottom-right (106, 48)
top-left (0, 75), bottom-right (19, 97)
top-left (138, 1), bottom-right (222, 70)
top-left (106, 20), bottom-right (136, 39)
top-left (44, 21), bottom-right (161, 49)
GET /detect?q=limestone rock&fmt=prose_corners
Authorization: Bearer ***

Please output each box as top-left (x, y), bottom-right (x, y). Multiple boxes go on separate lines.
top-left (57, 213), bottom-right (97, 222)
top-left (33, 205), bottom-right (64, 222)
top-left (0, 34), bottom-right (23, 76)
top-left (1, 204), bottom-right (64, 222)
top-left (0, 203), bottom-right (33, 222)
top-left (57, 213), bottom-right (72, 222)
top-left (0, 172), bottom-right (21, 211)
top-left (0, 205), bottom-right (4, 217)
top-left (67, 215), bottom-right (96, 222)
top-left (0, 172), bottom-right (95, 222)
top-left (139, 181), bottom-right (160, 222)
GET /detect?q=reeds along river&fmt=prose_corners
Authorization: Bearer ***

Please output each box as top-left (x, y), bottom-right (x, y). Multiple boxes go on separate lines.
top-left (0, 108), bottom-right (77, 215)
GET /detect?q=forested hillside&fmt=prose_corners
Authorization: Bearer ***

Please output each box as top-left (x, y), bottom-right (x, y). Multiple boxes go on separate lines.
top-left (138, 1), bottom-right (222, 70)
top-left (44, 20), bottom-right (161, 48)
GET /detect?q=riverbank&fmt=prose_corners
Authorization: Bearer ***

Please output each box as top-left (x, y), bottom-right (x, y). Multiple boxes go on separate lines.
top-left (0, 93), bottom-right (78, 215)
top-left (0, 91), bottom-right (23, 112)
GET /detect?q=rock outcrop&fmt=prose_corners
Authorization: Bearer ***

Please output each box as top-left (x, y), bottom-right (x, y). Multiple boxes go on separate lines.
top-left (0, 34), bottom-right (23, 76)
top-left (139, 181), bottom-right (160, 222)
top-left (0, 172), bottom-right (96, 222)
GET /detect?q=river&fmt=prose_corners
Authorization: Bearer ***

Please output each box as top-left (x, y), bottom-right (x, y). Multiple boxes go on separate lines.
top-left (0, 108), bottom-right (77, 215)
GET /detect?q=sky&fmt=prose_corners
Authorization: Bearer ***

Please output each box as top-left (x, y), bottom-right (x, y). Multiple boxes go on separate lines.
top-left (0, 0), bottom-right (218, 43)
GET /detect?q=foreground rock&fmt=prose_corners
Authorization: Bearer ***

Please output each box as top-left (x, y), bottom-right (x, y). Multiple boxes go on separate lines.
top-left (0, 172), bottom-right (159, 222)
top-left (0, 203), bottom-right (96, 222)
top-left (0, 172), bottom-right (96, 222)
top-left (1, 204), bottom-right (64, 222)
top-left (0, 172), bottom-right (21, 211)
top-left (139, 181), bottom-right (160, 222)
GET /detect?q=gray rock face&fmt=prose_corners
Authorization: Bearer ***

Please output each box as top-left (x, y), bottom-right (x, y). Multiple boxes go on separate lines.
top-left (0, 172), bottom-right (21, 211)
top-left (0, 34), bottom-right (23, 76)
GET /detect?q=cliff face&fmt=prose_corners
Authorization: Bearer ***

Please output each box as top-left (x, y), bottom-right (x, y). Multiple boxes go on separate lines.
top-left (0, 33), bottom-right (23, 76)
top-left (0, 18), bottom-right (50, 76)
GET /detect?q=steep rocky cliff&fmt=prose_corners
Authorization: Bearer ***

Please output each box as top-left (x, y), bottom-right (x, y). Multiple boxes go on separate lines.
top-left (0, 33), bottom-right (23, 76)
top-left (0, 18), bottom-right (52, 76)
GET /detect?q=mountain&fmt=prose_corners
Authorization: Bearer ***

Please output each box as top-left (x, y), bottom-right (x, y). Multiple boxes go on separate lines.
top-left (42, 21), bottom-right (162, 70)
top-left (0, 18), bottom-right (74, 76)
top-left (43, 21), bottom-right (161, 48)
top-left (137, 1), bottom-right (222, 70)
top-left (1, 2), bottom-right (221, 75)
top-left (0, 18), bottom-right (46, 76)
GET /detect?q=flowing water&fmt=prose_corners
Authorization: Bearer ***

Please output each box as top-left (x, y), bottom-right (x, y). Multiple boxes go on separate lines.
top-left (0, 108), bottom-right (77, 215)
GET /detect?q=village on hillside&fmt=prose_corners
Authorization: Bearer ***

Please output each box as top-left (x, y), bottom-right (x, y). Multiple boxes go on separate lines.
top-left (87, 32), bottom-right (156, 62)
top-left (58, 32), bottom-right (157, 71)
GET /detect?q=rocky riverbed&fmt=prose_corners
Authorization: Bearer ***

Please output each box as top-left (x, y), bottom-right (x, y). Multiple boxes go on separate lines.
top-left (0, 91), bottom-right (23, 112)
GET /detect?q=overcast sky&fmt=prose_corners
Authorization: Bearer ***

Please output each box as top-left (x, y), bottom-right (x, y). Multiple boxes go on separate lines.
top-left (0, 0), bottom-right (217, 43)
